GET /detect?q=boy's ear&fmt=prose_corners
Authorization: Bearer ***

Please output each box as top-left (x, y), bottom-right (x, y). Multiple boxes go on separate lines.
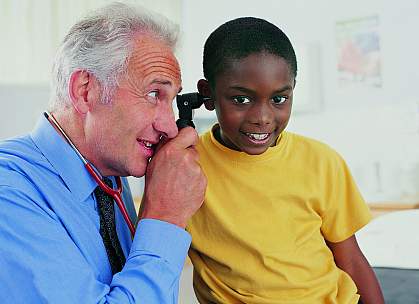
top-left (197, 79), bottom-right (215, 111)
top-left (68, 70), bottom-right (99, 114)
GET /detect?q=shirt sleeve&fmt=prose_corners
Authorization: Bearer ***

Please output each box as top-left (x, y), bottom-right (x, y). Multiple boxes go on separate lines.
top-left (0, 183), bottom-right (191, 304)
top-left (320, 153), bottom-right (372, 243)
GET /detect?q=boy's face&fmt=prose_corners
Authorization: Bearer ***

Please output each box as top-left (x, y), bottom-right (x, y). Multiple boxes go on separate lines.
top-left (210, 52), bottom-right (294, 155)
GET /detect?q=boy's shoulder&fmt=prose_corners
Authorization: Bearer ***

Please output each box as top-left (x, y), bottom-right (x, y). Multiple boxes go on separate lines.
top-left (285, 131), bottom-right (344, 161)
top-left (286, 131), bottom-right (331, 148)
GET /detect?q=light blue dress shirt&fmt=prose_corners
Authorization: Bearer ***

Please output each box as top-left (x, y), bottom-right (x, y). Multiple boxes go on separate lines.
top-left (0, 115), bottom-right (191, 303)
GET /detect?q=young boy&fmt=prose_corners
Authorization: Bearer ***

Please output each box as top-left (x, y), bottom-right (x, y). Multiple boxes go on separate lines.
top-left (187, 17), bottom-right (384, 304)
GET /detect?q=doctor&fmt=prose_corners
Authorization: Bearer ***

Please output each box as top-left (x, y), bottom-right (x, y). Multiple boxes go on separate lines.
top-left (0, 2), bottom-right (206, 303)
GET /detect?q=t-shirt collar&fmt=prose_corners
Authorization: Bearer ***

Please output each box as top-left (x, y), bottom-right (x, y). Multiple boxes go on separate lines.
top-left (30, 114), bottom-right (98, 203)
top-left (209, 123), bottom-right (287, 163)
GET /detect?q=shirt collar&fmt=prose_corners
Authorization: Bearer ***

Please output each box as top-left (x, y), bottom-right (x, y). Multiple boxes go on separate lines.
top-left (30, 114), bottom-right (98, 203)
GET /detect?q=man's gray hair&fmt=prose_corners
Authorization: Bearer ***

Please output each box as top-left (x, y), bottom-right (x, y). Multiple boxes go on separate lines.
top-left (49, 2), bottom-right (179, 110)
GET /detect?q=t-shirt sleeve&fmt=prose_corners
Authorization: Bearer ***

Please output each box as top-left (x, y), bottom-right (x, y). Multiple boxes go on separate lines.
top-left (320, 153), bottom-right (372, 243)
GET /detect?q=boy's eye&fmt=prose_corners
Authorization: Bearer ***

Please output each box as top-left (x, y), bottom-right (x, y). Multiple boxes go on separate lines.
top-left (233, 96), bottom-right (250, 104)
top-left (272, 96), bottom-right (287, 104)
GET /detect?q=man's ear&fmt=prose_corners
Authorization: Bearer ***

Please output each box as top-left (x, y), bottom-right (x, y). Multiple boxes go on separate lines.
top-left (68, 70), bottom-right (98, 114)
top-left (197, 79), bottom-right (215, 111)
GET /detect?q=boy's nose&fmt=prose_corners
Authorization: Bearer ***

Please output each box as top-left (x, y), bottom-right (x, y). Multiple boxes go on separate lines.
top-left (248, 102), bottom-right (274, 126)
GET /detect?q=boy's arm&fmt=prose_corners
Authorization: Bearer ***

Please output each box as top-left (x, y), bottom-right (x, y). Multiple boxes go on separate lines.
top-left (326, 235), bottom-right (384, 304)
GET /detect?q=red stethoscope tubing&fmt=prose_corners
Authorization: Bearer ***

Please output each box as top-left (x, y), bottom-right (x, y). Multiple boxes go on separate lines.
top-left (85, 164), bottom-right (136, 237)
top-left (44, 112), bottom-right (136, 238)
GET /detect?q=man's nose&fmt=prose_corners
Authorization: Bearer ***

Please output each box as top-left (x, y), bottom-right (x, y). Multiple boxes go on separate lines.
top-left (153, 102), bottom-right (178, 139)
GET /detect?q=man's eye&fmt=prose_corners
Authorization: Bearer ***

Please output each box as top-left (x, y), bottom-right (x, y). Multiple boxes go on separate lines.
top-left (233, 96), bottom-right (250, 104)
top-left (147, 90), bottom-right (158, 98)
top-left (272, 96), bottom-right (287, 104)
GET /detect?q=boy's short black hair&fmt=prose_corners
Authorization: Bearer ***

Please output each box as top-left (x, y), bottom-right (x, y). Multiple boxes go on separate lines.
top-left (203, 17), bottom-right (297, 87)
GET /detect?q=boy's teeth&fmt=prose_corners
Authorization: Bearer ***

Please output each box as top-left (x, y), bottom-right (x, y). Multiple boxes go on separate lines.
top-left (246, 133), bottom-right (269, 140)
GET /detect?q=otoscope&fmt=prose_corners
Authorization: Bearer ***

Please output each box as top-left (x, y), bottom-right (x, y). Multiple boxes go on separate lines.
top-left (175, 93), bottom-right (209, 129)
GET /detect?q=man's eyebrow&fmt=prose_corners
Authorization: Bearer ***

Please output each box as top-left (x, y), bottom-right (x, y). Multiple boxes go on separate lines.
top-left (150, 80), bottom-right (182, 93)
top-left (151, 79), bottom-right (173, 86)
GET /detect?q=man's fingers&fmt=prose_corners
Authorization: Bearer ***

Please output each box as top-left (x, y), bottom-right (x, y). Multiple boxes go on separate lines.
top-left (154, 136), bottom-right (169, 154)
top-left (166, 127), bottom-right (199, 150)
top-left (154, 127), bottom-right (198, 155)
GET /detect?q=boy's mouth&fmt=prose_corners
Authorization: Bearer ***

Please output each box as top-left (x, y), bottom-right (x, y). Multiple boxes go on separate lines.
top-left (242, 132), bottom-right (273, 146)
top-left (245, 132), bottom-right (270, 141)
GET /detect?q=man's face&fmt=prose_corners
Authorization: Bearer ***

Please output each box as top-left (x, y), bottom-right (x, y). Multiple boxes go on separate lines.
top-left (85, 35), bottom-right (182, 177)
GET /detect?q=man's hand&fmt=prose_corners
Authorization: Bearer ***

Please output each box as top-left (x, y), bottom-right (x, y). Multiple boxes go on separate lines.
top-left (139, 127), bottom-right (207, 228)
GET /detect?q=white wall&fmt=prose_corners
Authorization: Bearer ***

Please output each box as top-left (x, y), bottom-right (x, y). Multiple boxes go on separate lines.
top-left (179, 0), bottom-right (419, 203)
top-left (0, 0), bottom-right (182, 135)
top-left (2, 0), bottom-right (419, 202)
top-left (0, 85), bottom-right (50, 139)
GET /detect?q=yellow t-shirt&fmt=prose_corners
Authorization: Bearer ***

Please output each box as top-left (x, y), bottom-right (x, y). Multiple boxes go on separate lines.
top-left (187, 127), bottom-right (372, 304)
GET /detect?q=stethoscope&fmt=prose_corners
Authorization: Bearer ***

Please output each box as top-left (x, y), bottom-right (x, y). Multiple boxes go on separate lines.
top-left (44, 112), bottom-right (136, 238)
